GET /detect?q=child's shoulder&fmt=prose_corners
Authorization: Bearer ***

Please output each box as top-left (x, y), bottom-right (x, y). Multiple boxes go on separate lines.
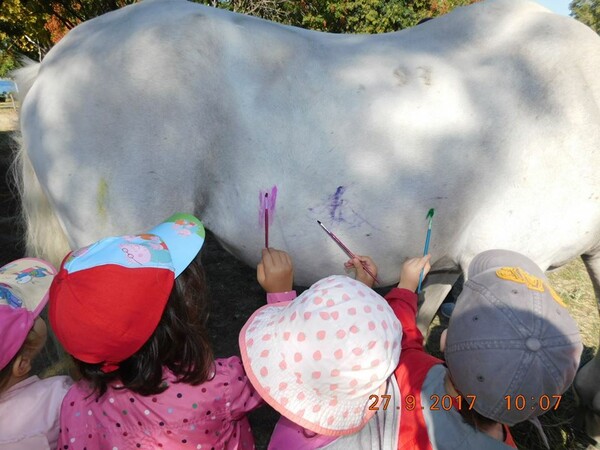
top-left (195, 356), bottom-right (249, 391)
top-left (0, 375), bottom-right (72, 443)
top-left (37, 374), bottom-right (73, 390)
top-left (35, 375), bottom-right (73, 400)
top-left (213, 356), bottom-right (245, 377)
top-left (2, 375), bottom-right (71, 403)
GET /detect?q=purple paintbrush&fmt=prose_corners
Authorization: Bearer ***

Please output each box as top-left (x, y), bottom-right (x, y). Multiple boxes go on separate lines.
top-left (264, 193), bottom-right (269, 248)
top-left (317, 220), bottom-right (379, 284)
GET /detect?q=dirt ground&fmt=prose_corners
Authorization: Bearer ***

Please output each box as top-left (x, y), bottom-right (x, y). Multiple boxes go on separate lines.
top-left (0, 107), bottom-right (17, 131)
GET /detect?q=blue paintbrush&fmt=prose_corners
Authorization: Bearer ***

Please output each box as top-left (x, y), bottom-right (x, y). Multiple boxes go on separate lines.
top-left (417, 208), bottom-right (435, 293)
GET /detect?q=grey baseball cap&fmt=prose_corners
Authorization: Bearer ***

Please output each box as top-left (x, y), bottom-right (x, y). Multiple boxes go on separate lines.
top-left (445, 249), bottom-right (583, 425)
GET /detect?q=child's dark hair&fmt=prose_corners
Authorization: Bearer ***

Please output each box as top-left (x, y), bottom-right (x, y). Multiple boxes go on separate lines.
top-left (73, 257), bottom-right (214, 397)
top-left (458, 400), bottom-right (500, 431)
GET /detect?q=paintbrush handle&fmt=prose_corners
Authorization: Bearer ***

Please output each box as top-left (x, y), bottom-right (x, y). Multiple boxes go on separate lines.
top-left (329, 232), bottom-right (356, 260)
top-left (264, 193), bottom-right (269, 248)
top-left (265, 208), bottom-right (269, 248)
top-left (358, 261), bottom-right (379, 285)
top-left (417, 225), bottom-right (432, 293)
top-left (423, 227), bottom-right (432, 256)
top-left (318, 221), bottom-right (379, 284)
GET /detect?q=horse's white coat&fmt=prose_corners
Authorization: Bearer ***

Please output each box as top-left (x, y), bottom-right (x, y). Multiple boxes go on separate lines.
top-left (18, 0), bottom-right (600, 289)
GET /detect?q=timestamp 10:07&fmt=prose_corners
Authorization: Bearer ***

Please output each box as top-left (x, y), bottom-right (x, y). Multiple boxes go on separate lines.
top-left (504, 395), bottom-right (562, 411)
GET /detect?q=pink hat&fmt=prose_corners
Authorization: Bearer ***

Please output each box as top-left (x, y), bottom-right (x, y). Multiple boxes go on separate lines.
top-left (239, 275), bottom-right (402, 436)
top-left (0, 258), bottom-right (57, 370)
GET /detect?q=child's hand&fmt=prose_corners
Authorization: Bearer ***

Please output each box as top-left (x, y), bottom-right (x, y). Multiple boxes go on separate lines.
top-left (344, 255), bottom-right (378, 288)
top-left (257, 248), bottom-right (294, 293)
top-left (397, 255), bottom-right (432, 292)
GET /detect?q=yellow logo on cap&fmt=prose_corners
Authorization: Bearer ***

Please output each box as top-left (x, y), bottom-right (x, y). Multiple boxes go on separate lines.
top-left (496, 267), bottom-right (544, 291)
top-left (495, 267), bottom-right (566, 307)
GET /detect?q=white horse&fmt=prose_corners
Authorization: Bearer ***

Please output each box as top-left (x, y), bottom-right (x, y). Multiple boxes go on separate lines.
top-left (15, 0), bottom-right (600, 433)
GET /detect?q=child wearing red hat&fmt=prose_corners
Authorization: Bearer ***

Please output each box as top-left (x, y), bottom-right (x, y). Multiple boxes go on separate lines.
top-left (49, 213), bottom-right (262, 450)
top-left (0, 257), bottom-right (72, 449)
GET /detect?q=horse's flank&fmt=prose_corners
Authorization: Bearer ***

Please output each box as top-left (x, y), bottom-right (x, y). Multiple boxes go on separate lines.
top-left (15, 0), bottom-right (600, 287)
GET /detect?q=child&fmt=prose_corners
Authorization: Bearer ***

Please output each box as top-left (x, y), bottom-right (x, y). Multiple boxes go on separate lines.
top-left (239, 248), bottom-right (406, 449)
top-left (0, 257), bottom-right (71, 449)
top-left (49, 213), bottom-right (262, 450)
top-left (382, 249), bottom-right (583, 449)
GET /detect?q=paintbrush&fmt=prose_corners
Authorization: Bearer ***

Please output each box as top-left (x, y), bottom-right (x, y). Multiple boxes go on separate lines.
top-left (264, 193), bottom-right (269, 248)
top-left (417, 208), bottom-right (435, 293)
top-left (317, 220), bottom-right (379, 284)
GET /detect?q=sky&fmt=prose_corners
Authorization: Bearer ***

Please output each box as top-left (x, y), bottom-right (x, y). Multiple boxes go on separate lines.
top-left (0, 80), bottom-right (16, 93)
top-left (534, 0), bottom-right (571, 16)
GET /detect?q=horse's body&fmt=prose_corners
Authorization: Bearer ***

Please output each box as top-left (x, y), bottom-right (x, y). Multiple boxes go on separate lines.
top-left (16, 0), bottom-right (600, 424)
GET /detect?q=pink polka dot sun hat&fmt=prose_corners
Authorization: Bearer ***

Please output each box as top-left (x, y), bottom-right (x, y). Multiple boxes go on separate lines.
top-left (239, 275), bottom-right (402, 436)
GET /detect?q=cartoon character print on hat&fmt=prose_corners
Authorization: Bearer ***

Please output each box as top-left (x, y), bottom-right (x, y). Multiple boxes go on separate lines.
top-left (172, 216), bottom-right (203, 237)
top-left (120, 235), bottom-right (171, 266)
top-left (240, 275), bottom-right (402, 436)
top-left (0, 265), bottom-right (53, 308)
top-left (0, 263), bottom-right (52, 284)
top-left (0, 284), bottom-right (22, 308)
top-left (147, 213), bottom-right (206, 277)
top-left (62, 234), bottom-right (176, 275)
top-left (63, 245), bottom-right (91, 265)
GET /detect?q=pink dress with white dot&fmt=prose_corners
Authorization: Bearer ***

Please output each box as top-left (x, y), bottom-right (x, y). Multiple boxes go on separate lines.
top-left (56, 357), bottom-right (262, 450)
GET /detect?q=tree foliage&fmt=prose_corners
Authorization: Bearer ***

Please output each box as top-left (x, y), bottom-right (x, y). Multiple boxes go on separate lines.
top-left (284, 0), bottom-right (476, 33)
top-left (1, 0), bottom-right (477, 77)
top-left (0, 0), bottom-right (139, 76)
top-left (0, 0), bottom-right (51, 62)
top-left (204, 0), bottom-right (478, 33)
top-left (570, 0), bottom-right (600, 33)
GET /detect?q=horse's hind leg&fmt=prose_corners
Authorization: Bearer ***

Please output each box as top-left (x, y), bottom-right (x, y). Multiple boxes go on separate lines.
top-left (574, 251), bottom-right (600, 443)
top-left (416, 271), bottom-right (461, 336)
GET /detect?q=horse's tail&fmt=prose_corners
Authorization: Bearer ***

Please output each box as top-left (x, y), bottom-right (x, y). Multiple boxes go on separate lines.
top-left (11, 59), bottom-right (71, 268)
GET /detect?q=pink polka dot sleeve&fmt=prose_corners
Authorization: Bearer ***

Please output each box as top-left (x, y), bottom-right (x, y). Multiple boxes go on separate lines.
top-left (222, 356), bottom-right (264, 418)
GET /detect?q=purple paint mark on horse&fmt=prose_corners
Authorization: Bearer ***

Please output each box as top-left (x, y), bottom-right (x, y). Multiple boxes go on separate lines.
top-left (259, 186), bottom-right (278, 226)
top-left (329, 186), bottom-right (346, 223)
top-left (308, 185), bottom-right (380, 231)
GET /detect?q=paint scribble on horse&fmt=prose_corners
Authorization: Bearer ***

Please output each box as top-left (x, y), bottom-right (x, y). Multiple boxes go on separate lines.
top-left (307, 185), bottom-right (380, 232)
top-left (13, 0), bottom-right (600, 433)
top-left (259, 186), bottom-right (278, 227)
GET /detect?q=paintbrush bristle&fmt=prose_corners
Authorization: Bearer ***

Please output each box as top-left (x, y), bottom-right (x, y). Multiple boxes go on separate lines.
top-left (426, 208), bottom-right (435, 220)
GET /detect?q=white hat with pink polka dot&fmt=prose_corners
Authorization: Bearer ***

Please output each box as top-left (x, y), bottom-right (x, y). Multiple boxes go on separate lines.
top-left (239, 275), bottom-right (402, 436)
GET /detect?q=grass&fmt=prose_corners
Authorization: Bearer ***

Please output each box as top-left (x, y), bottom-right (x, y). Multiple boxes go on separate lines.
top-left (426, 258), bottom-right (599, 450)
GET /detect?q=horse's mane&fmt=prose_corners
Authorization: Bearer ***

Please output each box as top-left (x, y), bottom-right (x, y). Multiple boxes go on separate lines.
top-left (11, 56), bottom-right (40, 104)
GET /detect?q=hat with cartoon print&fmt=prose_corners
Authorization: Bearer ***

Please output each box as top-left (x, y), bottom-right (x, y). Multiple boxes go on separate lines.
top-left (239, 275), bottom-right (402, 436)
top-left (49, 213), bottom-right (205, 373)
top-left (445, 249), bottom-right (583, 425)
top-left (0, 258), bottom-right (57, 370)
